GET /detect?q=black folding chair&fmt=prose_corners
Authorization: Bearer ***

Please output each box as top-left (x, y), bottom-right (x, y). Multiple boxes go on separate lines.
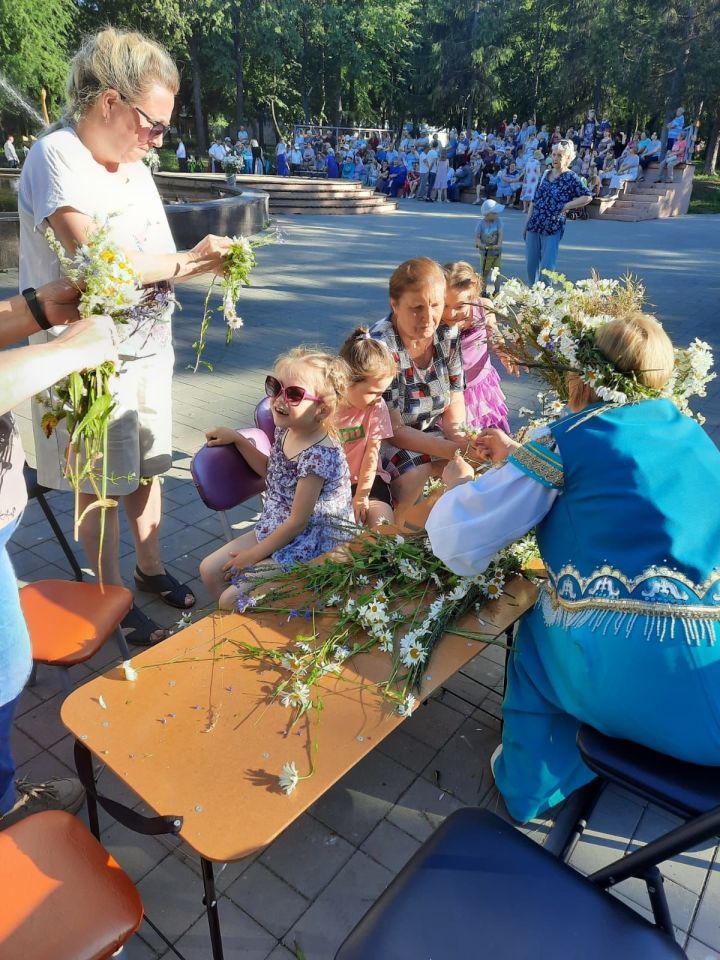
top-left (23, 463), bottom-right (83, 581)
top-left (336, 802), bottom-right (714, 959)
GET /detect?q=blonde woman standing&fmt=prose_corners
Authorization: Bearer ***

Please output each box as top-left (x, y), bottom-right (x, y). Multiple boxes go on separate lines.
top-left (522, 139), bottom-right (592, 285)
top-left (19, 28), bottom-right (232, 644)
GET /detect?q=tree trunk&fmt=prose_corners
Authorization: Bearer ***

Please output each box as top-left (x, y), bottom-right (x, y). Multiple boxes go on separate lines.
top-left (189, 28), bottom-right (207, 154)
top-left (233, 16), bottom-right (245, 133)
top-left (704, 101), bottom-right (720, 175)
top-left (466, 0), bottom-right (481, 138)
top-left (593, 76), bottom-right (602, 115)
top-left (301, 17), bottom-right (311, 123)
top-left (661, 1), bottom-right (694, 150)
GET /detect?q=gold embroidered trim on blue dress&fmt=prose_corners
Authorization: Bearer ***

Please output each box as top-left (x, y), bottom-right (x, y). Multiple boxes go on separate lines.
top-left (509, 440), bottom-right (564, 489)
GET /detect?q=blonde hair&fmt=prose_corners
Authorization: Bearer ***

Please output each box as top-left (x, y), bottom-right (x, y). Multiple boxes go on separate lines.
top-left (275, 346), bottom-right (350, 433)
top-left (52, 27), bottom-right (179, 129)
top-left (339, 327), bottom-right (396, 383)
top-left (595, 310), bottom-right (674, 390)
top-left (389, 256), bottom-right (445, 302)
top-left (442, 261), bottom-right (481, 299)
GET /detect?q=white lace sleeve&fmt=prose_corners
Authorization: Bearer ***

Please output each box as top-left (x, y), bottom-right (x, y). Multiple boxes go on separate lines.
top-left (426, 462), bottom-right (558, 576)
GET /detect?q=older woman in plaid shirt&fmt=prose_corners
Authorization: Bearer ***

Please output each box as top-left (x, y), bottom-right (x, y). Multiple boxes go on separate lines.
top-left (369, 257), bottom-right (481, 512)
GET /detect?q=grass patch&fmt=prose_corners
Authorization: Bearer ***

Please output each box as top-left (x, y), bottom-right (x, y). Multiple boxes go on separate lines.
top-left (689, 171), bottom-right (720, 214)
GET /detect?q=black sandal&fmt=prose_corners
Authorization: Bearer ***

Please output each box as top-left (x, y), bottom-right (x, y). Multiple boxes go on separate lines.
top-left (120, 605), bottom-right (170, 647)
top-left (134, 567), bottom-right (196, 609)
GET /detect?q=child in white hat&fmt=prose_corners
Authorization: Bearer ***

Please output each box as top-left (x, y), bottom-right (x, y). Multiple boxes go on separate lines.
top-left (474, 199), bottom-right (504, 295)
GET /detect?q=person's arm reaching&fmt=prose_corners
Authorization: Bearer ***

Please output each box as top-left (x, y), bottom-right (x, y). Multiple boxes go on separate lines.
top-left (0, 278), bottom-right (87, 347)
top-left (46, 208), bottom-right (231, 285)
top-left (0, 315), bottom-right (117, 416)
top-left (204, 426), bottom-right (269, 478)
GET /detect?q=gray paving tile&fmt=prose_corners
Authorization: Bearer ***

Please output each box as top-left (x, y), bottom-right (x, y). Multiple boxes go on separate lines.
top-left (136, 853), bottom-right (207, 949)
top-left (568, 786), bottom-right (645, 876)
top-left (259, 813), bottom-right (354, 900)
top-left (630, 804), bottom-right (716, 896)
top-left (309, 750), bottom-right (417, 844)
top-left (691, 855), bottom-right (720, 951)
top-left (10, 725), bottom-right (44, 766)
top-left (168, 893), bottom-right (278, 959)
top-left (459, 649), bottom-right (506, 689)
top-left (614, 872), bottom-right (700, 934)
top-left (421, 714), bottom-right (500, 806)
top-left (15, 692), bottom-right (69, 748)
top-left (227, 861), bottom-right (310, 938)
top-left (285, 851), bottom-right (392, 960)
top-left (474, 689), bottom-right (502, 721)
top-left (8, 548), bottom-right (50, 578)
top-left (400, 697), bottom-right (466, 750)
top-left (102, 819), bottom-right (171, 884)
top-left (386, 775), bottom-right (464, 842)
top-left (686, 936), bottom-right (720, 959)
top-left (264, 945), bottom-right (296, 960)
top-left (376, 727), bottom-right (439, 774)
top-left (116, 933), bottom-right (164, 959)
top-left (360, 818), bottom-right (422, 873)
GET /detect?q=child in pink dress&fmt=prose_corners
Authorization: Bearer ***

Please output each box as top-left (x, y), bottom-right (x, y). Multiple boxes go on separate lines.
top-left (335, 327), bottom-right (397, 527)
top-left (442, 261), bottom-right (511, 432)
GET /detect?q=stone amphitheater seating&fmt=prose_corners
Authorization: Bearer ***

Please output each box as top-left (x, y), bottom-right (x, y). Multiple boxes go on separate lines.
top-left (157, 172), bottom-right (397, 215)
top-left (586, 162), bottom-right (695, 221)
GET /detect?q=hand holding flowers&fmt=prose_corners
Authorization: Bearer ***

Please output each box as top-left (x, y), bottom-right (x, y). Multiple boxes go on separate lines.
top-left (442, 452), bottom-right (475, 489)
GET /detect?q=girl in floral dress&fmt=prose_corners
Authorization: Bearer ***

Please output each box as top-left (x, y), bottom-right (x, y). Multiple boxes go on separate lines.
top-left (200, 347), bottom-right (354, 610)
top-left (442, 261), bottom-right (511, 432)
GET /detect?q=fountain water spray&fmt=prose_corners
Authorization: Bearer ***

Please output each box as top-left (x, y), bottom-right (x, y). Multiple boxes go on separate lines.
top-left (0, 73), bottom-right (44, 127)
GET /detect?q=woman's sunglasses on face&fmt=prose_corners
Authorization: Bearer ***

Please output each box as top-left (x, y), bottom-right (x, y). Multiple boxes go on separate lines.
top-left (265, 375), bottom-right (321, 406)
top-left (117, 93), bottom-right (171, 138)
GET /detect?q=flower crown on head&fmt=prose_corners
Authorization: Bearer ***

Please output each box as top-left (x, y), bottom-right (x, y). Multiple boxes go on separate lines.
top-left (492, 271), bottom-right (715, 424)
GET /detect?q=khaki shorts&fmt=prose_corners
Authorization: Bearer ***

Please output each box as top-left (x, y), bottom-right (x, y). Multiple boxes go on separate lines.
top-left (32, 347), bottom-right (175, 496)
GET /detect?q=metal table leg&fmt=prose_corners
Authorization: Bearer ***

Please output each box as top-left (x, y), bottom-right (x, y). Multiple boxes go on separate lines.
top-left (201, 857), bottom-right (225, 960)
top-left (75, 738), bottom-right (100, 839)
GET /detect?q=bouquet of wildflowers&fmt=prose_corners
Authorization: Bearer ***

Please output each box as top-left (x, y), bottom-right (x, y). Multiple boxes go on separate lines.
top-left (41, 223), bottom-right (144, 546)
top-left (221, 154), bottom-right (243, 175)
top-left (225, 522), bottom-right (540, 795)
top-left (492, 272), bottom-right (715, 421)
top-left (192, 233), bottom-right (272, 372)
top-left (143, 148), bottom-right (161, 174)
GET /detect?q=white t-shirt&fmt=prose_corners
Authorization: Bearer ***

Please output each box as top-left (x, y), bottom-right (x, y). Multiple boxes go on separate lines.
top-left (19, 127), bottom-right (176, 358)
top-left (426, 148), bottom-right (439, 172)
top-left (176, 141), bottom-right (187, 159)
top-left (208, 143), bottom-right (226, 162)
top-left (418, 151), bottom-right (430, 174)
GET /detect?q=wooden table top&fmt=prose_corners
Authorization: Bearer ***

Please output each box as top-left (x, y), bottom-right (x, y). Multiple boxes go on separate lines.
top-left (61, 574), bottom-right (536, 863)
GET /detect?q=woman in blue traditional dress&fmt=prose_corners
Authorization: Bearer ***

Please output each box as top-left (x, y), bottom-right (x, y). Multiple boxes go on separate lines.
top-left (427, 310), bottom-right (720, 823)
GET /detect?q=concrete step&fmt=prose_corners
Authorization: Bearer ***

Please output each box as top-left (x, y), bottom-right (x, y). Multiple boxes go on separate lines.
top-left (271, 195), bottom-right (392, 208)
top-left (273, 202), bottom-right (398, 215)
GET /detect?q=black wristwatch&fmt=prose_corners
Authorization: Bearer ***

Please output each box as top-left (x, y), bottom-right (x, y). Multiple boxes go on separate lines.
top-left (21, 287), bottom-right (52, 331)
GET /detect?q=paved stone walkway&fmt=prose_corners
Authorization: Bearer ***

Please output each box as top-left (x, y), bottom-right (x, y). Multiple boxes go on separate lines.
top-left (3, 203), bottom-right (720, 958)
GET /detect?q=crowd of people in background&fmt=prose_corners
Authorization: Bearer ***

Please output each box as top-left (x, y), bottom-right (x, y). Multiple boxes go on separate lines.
top-left (264, 107), bottom-right (696, 208)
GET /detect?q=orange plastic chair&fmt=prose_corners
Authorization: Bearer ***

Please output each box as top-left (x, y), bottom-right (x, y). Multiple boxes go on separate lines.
top-left (20, 580), bottom-right (133, 693)
top-left (0, 810), bottom-right (143, 960)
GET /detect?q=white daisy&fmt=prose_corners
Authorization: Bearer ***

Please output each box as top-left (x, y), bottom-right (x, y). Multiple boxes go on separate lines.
top-left (400, 637), bottom-right (428, 668)
top-left (397, 694), bottom-right (417, 717)
top-left (278, 761), bottom-right (299, 795)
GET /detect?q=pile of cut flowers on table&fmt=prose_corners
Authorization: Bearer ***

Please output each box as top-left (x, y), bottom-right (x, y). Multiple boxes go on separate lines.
top-left (224, 521), bottom-right (541, 795)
